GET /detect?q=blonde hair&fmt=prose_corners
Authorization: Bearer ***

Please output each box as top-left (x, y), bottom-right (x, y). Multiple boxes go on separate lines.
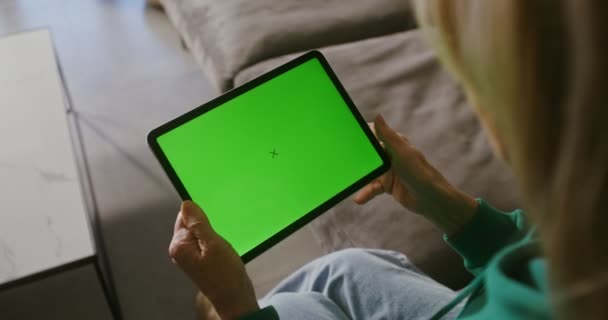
top-left (414, 1), bottom-right (608, 319)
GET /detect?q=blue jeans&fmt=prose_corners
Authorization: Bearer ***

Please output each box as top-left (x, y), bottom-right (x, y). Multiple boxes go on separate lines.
top-left (259, 249), bottom-right (464, 320)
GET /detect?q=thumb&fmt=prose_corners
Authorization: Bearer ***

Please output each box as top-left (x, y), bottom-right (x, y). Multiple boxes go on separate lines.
top-left (181, 200), bottom-right (215, 240)
top-left (373, 115), bottom-right (407, 151)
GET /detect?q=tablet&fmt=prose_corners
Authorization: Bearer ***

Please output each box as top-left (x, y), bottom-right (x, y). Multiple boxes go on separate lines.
top-left (147, 51), bottom-right (389, 262)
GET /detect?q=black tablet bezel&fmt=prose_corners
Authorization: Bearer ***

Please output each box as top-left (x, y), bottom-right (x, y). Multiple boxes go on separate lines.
top-left (147, 51), bottom-right (390, 263)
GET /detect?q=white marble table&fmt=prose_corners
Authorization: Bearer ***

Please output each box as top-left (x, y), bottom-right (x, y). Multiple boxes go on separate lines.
top-left (0, 29), bottom-right (122, 319)
top-left (0, 29), bottom-right (95, 285)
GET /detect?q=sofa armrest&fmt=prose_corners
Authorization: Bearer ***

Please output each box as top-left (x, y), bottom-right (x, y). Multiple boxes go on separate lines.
top-left (161, 0), bottom-right (416, 92)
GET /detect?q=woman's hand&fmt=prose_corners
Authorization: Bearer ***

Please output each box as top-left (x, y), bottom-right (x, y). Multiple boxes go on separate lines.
top-left (355, 115), bottom-right (478, 236)
top-left (169, 201), bottom-right (259, 320)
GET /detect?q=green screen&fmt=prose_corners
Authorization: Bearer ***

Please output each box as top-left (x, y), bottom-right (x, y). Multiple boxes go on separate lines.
top-left (157, 58), bottom-right (383, 256)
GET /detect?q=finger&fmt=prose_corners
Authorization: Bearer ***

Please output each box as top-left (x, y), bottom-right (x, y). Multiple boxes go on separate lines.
top-left (171, 227), bottom-right (194, 246)
top-left (181, 200), bottom-right (214, 240)
top-left (174, 210), bottom-right (185, 233)
top-left (354, 179), bottom-right (385, 204)
top-left (169, 227), bottom-right (198, 263)
top-left (373, 115), bottom-right (406, 148)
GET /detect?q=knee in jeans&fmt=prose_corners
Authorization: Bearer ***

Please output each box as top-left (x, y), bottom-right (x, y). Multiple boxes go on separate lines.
top-left (316, 248), bottom-right (415, 274)
top-left (317, 248), bottom-right (375, 272)
top-left (266, 292), bottom-right (347, 319)
top-left (325, 248), bottom-right (370, 261)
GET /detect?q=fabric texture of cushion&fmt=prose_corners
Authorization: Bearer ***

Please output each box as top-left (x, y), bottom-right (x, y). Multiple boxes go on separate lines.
top-left (234, 30), bottom-right (521, 289)
top-left (161, 0), bottom-right (416, 92)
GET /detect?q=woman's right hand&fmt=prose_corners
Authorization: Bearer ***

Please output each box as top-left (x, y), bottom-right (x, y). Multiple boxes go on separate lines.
top-left (354, 115), bottom-right (478, 236)
top-left (169, 201), bottom-right (260, 320)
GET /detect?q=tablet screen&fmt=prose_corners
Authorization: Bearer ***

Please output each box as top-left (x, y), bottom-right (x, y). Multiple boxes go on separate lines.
top-left (149, 53), bottom-right (388, 261)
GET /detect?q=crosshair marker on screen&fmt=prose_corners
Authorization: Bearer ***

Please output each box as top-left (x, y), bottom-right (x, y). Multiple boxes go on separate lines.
top-left (269, 148), bottom-right (279, 158)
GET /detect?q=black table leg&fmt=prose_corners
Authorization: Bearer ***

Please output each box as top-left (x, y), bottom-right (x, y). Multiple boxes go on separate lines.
top-left (94, 257), bottom-right (123, 320)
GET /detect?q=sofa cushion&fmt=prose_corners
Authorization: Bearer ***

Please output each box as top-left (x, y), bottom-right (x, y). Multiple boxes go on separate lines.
top-left (161, 0), bottom-right (416, 92)
top-left (234, 30), bottom-right (521, 290)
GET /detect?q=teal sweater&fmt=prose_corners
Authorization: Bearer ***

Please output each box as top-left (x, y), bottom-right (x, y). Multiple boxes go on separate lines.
top-left (241, 200), bottom-right (552, 319)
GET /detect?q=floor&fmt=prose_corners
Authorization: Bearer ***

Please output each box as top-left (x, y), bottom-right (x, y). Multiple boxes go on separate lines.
top-left (0, 1), bottom-right (324, 319)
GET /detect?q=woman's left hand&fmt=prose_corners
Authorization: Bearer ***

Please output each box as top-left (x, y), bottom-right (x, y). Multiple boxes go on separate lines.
top-left (169, 201), bottom-right (260, 320)
top-left (354, 115), bottom-right (478, 236)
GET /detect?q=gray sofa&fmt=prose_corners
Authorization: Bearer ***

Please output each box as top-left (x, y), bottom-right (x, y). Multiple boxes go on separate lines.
top-left (160, 0), bottom-right (521, 290)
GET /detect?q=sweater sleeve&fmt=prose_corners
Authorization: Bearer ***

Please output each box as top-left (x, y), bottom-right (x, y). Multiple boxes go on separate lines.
top-left (445, 199), bottom-right (528, 276)
top-left (238, 306), bottom-right (280, 320)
